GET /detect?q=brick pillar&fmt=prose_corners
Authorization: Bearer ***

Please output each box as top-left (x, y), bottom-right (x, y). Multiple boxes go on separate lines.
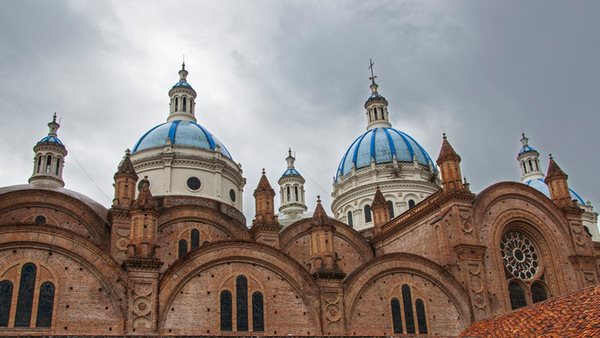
top-left (454, 244), bottom-right (490, 321)
top-left (436, 134), bottom-right (466, 192)
top-left (316, 278), bottom-right (346, 335)
top-left (250, 169), bottom-right (282, 247)
top-left (109, 149), bottom-right (137, 263)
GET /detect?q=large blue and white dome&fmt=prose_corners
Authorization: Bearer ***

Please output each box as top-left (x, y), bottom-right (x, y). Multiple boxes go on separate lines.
top-left (132, 120), bottom-right (233, 159)
top-left (336, 127), bottom-right (436, 181)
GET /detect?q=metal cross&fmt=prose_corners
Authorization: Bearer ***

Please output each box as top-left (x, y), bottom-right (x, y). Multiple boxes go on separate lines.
top-left (369, 58), bottom-right (377, 84)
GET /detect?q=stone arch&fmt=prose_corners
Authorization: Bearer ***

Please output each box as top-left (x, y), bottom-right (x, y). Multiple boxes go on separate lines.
top-left (0, 225), bottom-right (127, 333)
top-left (344, 253), bottom-right (471, 335)
top-left (280, 217), bottom-right (374, 275)
top-left (0, 185), bottom-right (109, 249)
top-left (472, 182), bottom-right (579, 313)
top-left (158, 240), bottom-right (321, 335)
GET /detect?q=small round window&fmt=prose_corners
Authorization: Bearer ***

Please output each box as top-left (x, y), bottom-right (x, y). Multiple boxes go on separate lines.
top-left (187, 177), bottom-right (201, 191)
top-left (229, 189), bottom-right (236, 202)
top-left (34, 215), bottom-right (46, 225)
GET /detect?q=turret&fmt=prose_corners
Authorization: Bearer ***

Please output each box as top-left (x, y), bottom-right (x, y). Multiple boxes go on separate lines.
top-left (365, 59), bottom-right (392, 130)
top-left (517, 133), bottom-right (544, 182)
top-left (251, 170), bottom-right (281, 247)
top-left (113, 149), bottom-right (138, 208)
top-left (127, 177), bottom-right (160, 258)
top-left (371, 187), bottom-right (390, 235)
top-left (167, 62), bottom-right (198, 122)
top-left (309, 197), bottom-right (345, 279)
top-left (436, 134), bottom-right (466, 192)
top-left (29, 113), bottom-right (68, 188)
top-left (278, 149), bottom-right (307, 224)
top-left (545, 155), bottom-right (573, 208)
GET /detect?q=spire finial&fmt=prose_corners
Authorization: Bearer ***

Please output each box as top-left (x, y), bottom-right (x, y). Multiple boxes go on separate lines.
top-left (549, 153), bottom-right (553, 160)
top-left (520, 132), bottom-right (529, 147)
top-left (317, 195), bottom-right (321, 203)
top-left (262, 168), bottom-right (266, 175)
top-left (182, 54), bottom-right (185, 70)
top-left (288, 147), bottom-right (292, 157)
top-left (443, 132), bottom-right (447, 140)
top-left (368, 58), bottom-right (377, 85)
top-left (52, 112), bottom-right (57, 123)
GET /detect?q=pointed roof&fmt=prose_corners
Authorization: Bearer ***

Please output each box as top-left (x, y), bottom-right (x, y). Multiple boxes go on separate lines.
top-left (371, 186), bottom-right (387, 207)
top-left (312, 196), bottom-right (329, 226)
top-left (436, 133), bottom-right (461, 165)
top-left (115, 149), bottom-right (137, 177)
top-left (132, 176), bottom-right (157, 211)
top-left (545, 155), bottom-right (568, 180)
top-left (254, 169), bottom-right (275, 196)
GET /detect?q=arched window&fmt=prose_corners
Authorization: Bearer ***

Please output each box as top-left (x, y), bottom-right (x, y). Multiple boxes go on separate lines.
top-left (183, 97), bottom-right (187, 112)
top-left (364, 204), bottom-right (372, 223)
top-left (36, 156), bottom-right (42, 173)
top-left (374, 108), bottom-right (378, 120)
top-left (529, 160), bottom-right (533, 172)
top-left (294, 186), bottom-right (299, 201)
top-left (236, 275), bottom-right (248, 331)
top-left (15, 263), bottom-right (36, 327)
top-left (220, 290), bottom-right (232, 331)
top-left (252, 292), bottom-right (264, 332)
top-left (0, 280), bottom-right (13, 327)
top-left (387, 200), bottom-right (395, 218)
top-left (287, 186), bottom-right (291, 202)
top-left (36, 282), bottom-right (55, 328)
top-left (175, 97), bottom-right (179, 112)
top-left (415, 298), bottom-right (428, 334)
top-left (191, 229), bottom-right (200, 250)
top-left (408, 199), bottom-right (416, 209)
top-left (508, 281), bottom-right (527, 310)
top-left (347, 211), bottom-right (353, 228)
top-left (178, 239), bottom-right (188, 258)
top-left (390, 297), bottom-right (402, 334)
top-left (535, 160), bottom-right (539, 171)
top-left (45, 155), bottom-right (52, 174)
top-left (55, 158), bottom-right (60, 175)
top-left (531, 282), bottom-right (547, 303)
top-left (402, 284), bottom-right (415, 334)
top-left (523, 161), bottom-right (527, 173)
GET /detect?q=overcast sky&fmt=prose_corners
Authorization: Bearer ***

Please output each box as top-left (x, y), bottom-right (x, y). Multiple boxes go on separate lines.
top-left (0, 0), bottom-right (598, 223)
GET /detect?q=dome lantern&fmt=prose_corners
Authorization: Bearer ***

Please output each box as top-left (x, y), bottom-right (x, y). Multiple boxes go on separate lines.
top-left (278, 149), bottom-right (307, 225)
top-left (517, 133), bottom-right (543, 182)
top-left (365, 59), bottom-right (391, 130)
top-left (167, 62), bottom-right (198, 122)
top-left (29, 113), bottom-right (68, 188)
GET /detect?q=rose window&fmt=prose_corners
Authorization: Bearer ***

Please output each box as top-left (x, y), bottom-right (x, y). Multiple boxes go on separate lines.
top-left (500, 231), bottom-right (539, 280)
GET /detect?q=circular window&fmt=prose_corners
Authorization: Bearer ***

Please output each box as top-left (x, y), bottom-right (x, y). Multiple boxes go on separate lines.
top-left (34, 215), bottom-right (46, 225)
top-left (229, 189), bottom-right (236, 202)
top-left (500, 231), bottom-right (539, 280)
top-left (187, 177), bottom-right (201, 191)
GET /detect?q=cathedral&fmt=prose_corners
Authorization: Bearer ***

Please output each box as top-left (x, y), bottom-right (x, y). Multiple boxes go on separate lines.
top-left (0, 63), bottom-right (598, 336)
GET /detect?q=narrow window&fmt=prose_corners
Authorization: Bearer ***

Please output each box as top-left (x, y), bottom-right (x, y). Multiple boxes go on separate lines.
top-left (45, 155), bottom-right (52, 174)
top-left (387, 200), bottom-right (395, 218)
top-left (294, 186), bottom-right (299, 201)
top-left (528, 160), bottom-right (533, 172)
top-left (252, 292), bottom-right (264, 332)
top-left (183, 97), bottom-right (187, 112)
top-left (55, 158), bottom-right (60, 175)
top-left (36, 156), bottom-right (42, 173)
top-left (364, 205), bottom-right (372, 223)
top-left (191, 229), bottom-right (200, 250)
top-left (408, 199), bottom-right (416, 209)
top-left (15, 263), bottom-right (36, 327)
top-left (415, 299), bottom-right (428, 334)
top-left (531, 282), bottom-right (547, 303)
top-left (535, 160), bottom-right (539, 171)
top-left (178, 239), bottom-right (188, 258)
top-left (175, 97), bottom-right (179, 112)
top-left (0, 280), bottom-right (13, 327)
top-left (508, 281), bottom-right (527, 310)
top-left (347, 211), bottom-right (353, 228)
top-left (287, 186), bottom-right (291, 202)
top-left (220, 290), bottom-right (232, 331)
top-left (236, 275), bottom-right (248, 331)
top-left (374, 108), bottom-right (378, 120)
top-left (391, 297), bottom-right (402, 334)
top-left (36, 282), bottom-right (55, 328)
top-left (523, 161), bottom-right (527, 173)
top-left (402, 284), bottom-right (415, 334)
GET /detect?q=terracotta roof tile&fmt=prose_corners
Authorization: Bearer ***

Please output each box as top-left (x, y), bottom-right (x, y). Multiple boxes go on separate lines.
top-left (462, 285), bottom-right (600, 337)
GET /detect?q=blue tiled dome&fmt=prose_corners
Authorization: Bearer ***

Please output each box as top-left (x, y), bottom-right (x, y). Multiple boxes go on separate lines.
top-left (336, 127), bottom-right (436, 181)
top-left (172, 80), bottom-right (193, 89)
top-left (525, 178), bottom-right (585, 205)
top-left (132, 120), bottom-right (232, 159)
top-left (38, 135), bottom-right (63, 145)
top-left (282, 168), bottom-right (301, 177)
top-left (519, 145), bottom-right (537, 154)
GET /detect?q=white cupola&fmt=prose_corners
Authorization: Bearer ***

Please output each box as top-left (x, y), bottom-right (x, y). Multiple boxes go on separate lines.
top-left (167, 62), bottom-right (198, 122)
top-left (517, 133), bottom-right (544, 182)
top-left (29, 113), bottom-right (68, 188)
top-left (277, 149), bottom-right (308, 226)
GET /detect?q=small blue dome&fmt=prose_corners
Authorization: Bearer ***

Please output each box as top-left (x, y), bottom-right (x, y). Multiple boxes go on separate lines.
top-left (172, 80), bottom-right (193, 89)
top-left (519, 145), bottom-right (537, 154)
top-left (132, 120), bottom-right (232, 159)
top-left (525, 178), bottom-right (585, 205)
top-left (38, 136), bottom-right (63, 145)
top-left (336, 127), bottom-right (436, 181)
top-left (282, 168), bottom-right (301, 177)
